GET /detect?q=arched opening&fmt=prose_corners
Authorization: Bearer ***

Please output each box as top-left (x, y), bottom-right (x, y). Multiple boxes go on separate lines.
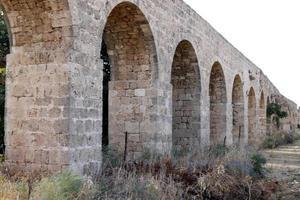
top-left (171, 40), bottom-right (201, 152)
top-left (259, 92), bottom-right (266, 138)
top-left (101, 2), bottom-right (158, 157)
top-left (248, 87), bottom-right (256, 145)
top-left (0, 6), bottom-right (10, 155)
top-left (232, 75), bottom-right (244, 145)
top-left (209, 62), bottom-right (227, 145)
top-left (266, 96), bottom-right (272, 135)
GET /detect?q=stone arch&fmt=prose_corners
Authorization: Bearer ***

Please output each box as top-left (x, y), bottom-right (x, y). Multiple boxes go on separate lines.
top-left (0, 0), bottom-right (71, 55)
top-left (232, 75), bottom-right (244, 145)
top-left (102, 2), bottom-right (158, 82)
top-left (171, 40), bottom-right (201, 151)
top-left (102, 2), bottom-right (159, 158)
top-left (209, 62), bottom-right (227, 145)
top-left (248, 87), bottom-right (256, 145)
top-left (259, 91), bottom-right (266, 138)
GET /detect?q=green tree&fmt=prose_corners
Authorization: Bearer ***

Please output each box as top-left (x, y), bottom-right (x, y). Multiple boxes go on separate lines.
top-left (267, 102), bottom-right (288, 128)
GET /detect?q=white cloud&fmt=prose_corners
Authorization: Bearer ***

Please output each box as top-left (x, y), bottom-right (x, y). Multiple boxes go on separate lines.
top-left (184, 0), bottom-right (300, 107)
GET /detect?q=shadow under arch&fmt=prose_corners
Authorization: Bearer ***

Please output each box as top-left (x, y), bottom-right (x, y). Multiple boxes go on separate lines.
top-left (259, 91), bottom-right (266, 139)
top-left (248, 87), bottom-right (256, 145)
top-left (101, 1), bottom-right (159, 157)
top-left (209, 62), bottom-right (227, 145)
top-left (232, 74), bottom-right (244, 146)
top-left (0, 4), bottom-right (10, 155)
top-left (170, 40), bottom-right (201, 152)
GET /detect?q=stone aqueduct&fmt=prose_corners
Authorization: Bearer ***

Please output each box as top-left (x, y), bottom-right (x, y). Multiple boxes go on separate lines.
top-left (1, 0), bottom-right (298, 175)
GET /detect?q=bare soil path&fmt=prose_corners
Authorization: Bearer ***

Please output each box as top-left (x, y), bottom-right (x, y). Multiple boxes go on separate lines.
top-left (263, 139), bottom-right (300, 199)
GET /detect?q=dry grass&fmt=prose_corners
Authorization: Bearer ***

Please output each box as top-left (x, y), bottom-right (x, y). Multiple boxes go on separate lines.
top-left (94, 145), bottom-right (277, 200)
top-left (0, 145), bottom-right (279, 200)
top-left (0, 172), bottom-right (28, 200)
top-left (294, 128), bottom-right (300, 140)
top-left (263, 129), bottom-right (300, 149)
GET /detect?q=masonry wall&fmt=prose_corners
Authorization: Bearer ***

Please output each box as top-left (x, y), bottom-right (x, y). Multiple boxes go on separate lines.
top-left (272, 94), bottom-right (298, 134)
top-left (298, 108), bottom-right (300, 127)
top-left (171, 40), bottom-right (201, 151)
top-left (2, 0), bottom-right (298, 175)
top-left (232, 75), bottom-right (244, 145)
top-left (2, 0), bottom-right (74, 173)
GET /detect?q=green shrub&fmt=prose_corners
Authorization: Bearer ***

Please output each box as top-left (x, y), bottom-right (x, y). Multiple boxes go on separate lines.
top-left (263, 136), bottom-right (277, 149)
top-left (32, 171), bottom-right (84, 200)
top-left (95, 172), bottom-right (164, 200)
top-left (1, 145), bottom-right (277, 200)
top-left (263, 133), bottom-right (297, 149)
top-left (250, 153), bottom-right (267, 178)
top-left (102, 146), bottom-right (124, 170)
top-left (284, 133), bottom-right (294, 144)
top-left (294, 129), bottom-right (300, 140)
top-left (267, 103), bottom-right (288, 128)
top-left (0, 154), bottom-right (4, 162)
top-left (208, 144), bottom-right (229, 158)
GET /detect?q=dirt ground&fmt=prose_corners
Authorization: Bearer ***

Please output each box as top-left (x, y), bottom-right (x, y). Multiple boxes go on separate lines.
top-left (263, 139), bottom-right (300, 199)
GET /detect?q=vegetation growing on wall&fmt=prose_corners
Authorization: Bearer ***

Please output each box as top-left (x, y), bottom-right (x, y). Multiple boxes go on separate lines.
top-left (263, 102), bottom-right (291, 149)
top-left (267, 102), bottom-right (288, 128)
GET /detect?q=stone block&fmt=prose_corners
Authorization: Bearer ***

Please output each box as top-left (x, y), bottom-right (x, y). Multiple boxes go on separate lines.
top-left (125, 122), bottom-right (139, 134)
top-left (135, 89), bottom-right (146, 97)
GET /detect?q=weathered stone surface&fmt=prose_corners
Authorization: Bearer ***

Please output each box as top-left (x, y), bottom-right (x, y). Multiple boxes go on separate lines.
top-left (1, 0), bottom-right (298, 176)
top-left (298, 108), bottom-right (300, 127)
top-left (171, 41), bottom-right (201, 151)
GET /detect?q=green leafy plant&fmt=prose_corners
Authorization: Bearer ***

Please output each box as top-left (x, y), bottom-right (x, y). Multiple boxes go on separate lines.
top-left (262, 135), bottom-right (283, 149)
top-left (0, 153), bottom-right (4, 162)
top-left (32, 171), bottom-right (83, 200)
top-left (267, 103), bottom-right (288, 128)
top-left (250, 153), bottom-right (267, 178)
top-left (284, 133), bottom-right (294, 144)
top-left (262, 136), bottom-right (276, 149)
top-left (208, 144), bottom-right (229, 158)
top-left (263, 132), bottom-right (297, 149)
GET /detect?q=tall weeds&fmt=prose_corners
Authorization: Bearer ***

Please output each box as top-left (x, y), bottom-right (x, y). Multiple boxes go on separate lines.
top-left (0, 145), bottom-right (277, 200)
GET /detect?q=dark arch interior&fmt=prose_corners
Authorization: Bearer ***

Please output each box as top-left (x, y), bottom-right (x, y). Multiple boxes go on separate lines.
top-left (209, 62), bottom-right (227, 145)
top-left (101, 2), bottom-right (158, 154)
top-left (259, 92), bottom-right (265, 109)
top-left (171, 40), bottom-right (201, 151)
top-left (259, 92), bottom-right (266, 137)
top-left (232, 75), bottom-right (244, 145)
top-left (266, 96), bottom-right (272, 135)
top-left (0, 6), bottom-right (10, 154)
top-left (248, 87), bottom-right (256, 145)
